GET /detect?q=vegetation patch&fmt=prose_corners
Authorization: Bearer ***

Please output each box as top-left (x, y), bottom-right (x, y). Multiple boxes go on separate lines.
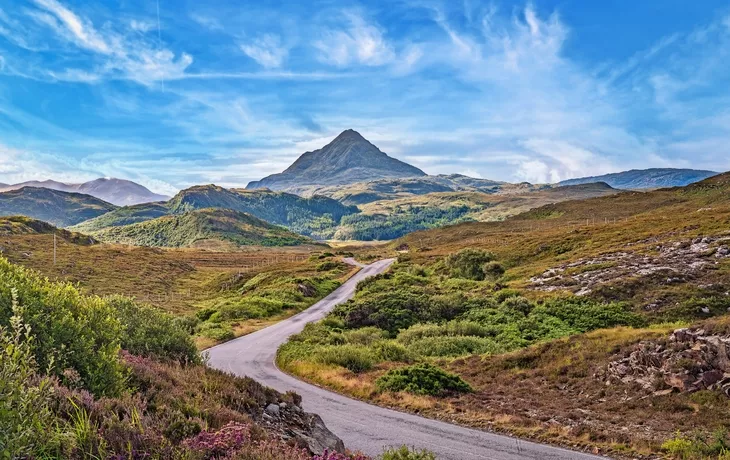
top-left (376, 363), bottom-right (472, 396)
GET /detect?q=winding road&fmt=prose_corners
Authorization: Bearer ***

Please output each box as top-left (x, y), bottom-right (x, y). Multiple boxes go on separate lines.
top-left (207, 259), bottom-right (604, 460)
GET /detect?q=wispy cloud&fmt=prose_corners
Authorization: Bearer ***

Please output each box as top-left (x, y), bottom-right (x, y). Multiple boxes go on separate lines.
top-left (314, 11), bottom-right (396, 67)
top-left (240, 34), bottom-right (289, 68)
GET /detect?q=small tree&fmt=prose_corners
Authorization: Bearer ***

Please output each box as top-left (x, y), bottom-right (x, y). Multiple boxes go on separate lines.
top-left (444, 248), bottom-right (496, 280)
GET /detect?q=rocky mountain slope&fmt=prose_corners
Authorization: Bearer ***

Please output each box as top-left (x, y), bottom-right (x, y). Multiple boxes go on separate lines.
top-left (89, 208), bottom-right (313, 248)
top-left (0, 187), bottom-right (117, 227)
top-left (559, 168), bottom-right (717, 189)
top-left (0, 178), bottom-right (170, 205)
top-left (246, 130), bottom-right (426, 192)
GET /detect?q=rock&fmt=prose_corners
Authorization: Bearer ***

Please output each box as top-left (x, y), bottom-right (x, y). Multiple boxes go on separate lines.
top-left (292, 413), bottom-right (346, 454)
top-left (265, 403), bottom-right (281, 417)
top-left (297, 283), bottom-right (317, 297)
top-left (603, 327), bottom-right (730, 397)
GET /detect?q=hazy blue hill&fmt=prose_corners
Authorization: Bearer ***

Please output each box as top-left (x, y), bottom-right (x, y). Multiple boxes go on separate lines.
top-left (89, 208), bottom-right (312, 248)
top-left (558, 168), bottom-right (717, 189)
top-left (246, 129), bottom-right (426, 192)
top-left (0, 187), bottom-right (117, 227)
top-left (0, 177), bottom-right (169, 206)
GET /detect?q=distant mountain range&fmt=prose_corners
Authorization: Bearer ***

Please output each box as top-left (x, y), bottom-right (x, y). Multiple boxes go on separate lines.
top-left (246, 129), bottom-right (426, 192)
top-left (558, 168), bottom-right (718, 189)
top-left (0, 187), bottom-right (117, 227)
top-left (0, 178), bottom-right (170, 206)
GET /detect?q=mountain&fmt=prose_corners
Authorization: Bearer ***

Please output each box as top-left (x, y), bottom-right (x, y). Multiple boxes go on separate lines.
top-left (88, 208), bottom-right (312, 248)
top-left (72, 185), bottom-right (358, 240)
top-left (0, 187), bottom-right (118, 227)
top-left (558, 168), bottom-right (717, 189)
top-left (246, 129), bottom-right (426, 192)
top-left (0, 178), bottom-right (170, 206)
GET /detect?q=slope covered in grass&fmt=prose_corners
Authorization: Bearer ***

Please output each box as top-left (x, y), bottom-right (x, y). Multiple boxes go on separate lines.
top-left (88, 208), bottom-right (312, 248)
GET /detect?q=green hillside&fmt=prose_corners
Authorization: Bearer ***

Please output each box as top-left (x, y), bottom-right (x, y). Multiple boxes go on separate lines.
top-left (0, 216), bottom-right (96, 245)
top-left (0, 187), bottom-right (117, 227)
top-left (89, 208), bottom-right (313, 248)
top-left (74, 185), bottom-right (358, 239)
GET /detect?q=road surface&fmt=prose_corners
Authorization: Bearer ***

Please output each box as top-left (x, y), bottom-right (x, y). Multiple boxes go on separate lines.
top-left (207, 258), bottom-right (603, 460)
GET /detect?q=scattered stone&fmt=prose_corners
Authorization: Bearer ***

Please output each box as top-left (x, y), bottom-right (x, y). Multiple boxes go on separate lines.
top-left (297, 283), bottom-right (317, 297)
top-left (265, 403), bottom-right (281, 417)
top-left (600, 327), bottom-right (730, 397)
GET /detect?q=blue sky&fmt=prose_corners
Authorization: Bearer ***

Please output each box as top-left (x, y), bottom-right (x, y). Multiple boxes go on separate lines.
top-left (0, 0), bottom-right (729, 194)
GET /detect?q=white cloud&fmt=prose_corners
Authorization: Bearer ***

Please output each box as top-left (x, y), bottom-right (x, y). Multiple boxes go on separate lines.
top-left (240, 34), bottom-right (288, 69)
top-left (130, 19), bottom-right (155, 33)
top-left (314, 11), bottom-right (396, 67)
top-left (16, 0), bottom-right (193, 86)
top-left (190, 13), bottom-right (223, 32)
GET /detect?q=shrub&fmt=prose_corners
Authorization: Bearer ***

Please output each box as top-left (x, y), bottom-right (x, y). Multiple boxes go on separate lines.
top-left (315, 345), bottom-right (374, 373)
top-left (0, 296), bottom-right (60, 458)
top-left (444, 248), bottom-right (496, 280)
top-left (406, 335), bottom-right (503, 357)
top-left (317, 261), bottom-right (341, 272)
top-left (344, 327), bottom-right (387, 345)
top-left (217, 296), bottom-right (285, 320)
top-left (482, 261), bottom-right (505, 281)
top-left (376, 363), bottom-right (472, 396)
top-left (108, 296), bottom-right (200, 365)
top-left (373, 341), bottom-right (413, 363)
top-left (380, 446), bottom-right (437, 460)
top-left (0, 258), bottom-right (126, 396)
top-left (199, 324), bottom-right (235, 342)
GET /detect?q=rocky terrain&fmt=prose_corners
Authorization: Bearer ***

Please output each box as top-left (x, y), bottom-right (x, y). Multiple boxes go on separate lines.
top-left (601, 326), bottom-right (730, 397)
top-left (530, 234), bottom-right (730, 296)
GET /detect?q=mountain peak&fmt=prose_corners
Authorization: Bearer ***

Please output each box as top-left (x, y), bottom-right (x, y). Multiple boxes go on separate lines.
top-left (334, 129), bottom-right (366, 142)
top-left (247, 130), bottom-right (425, 192)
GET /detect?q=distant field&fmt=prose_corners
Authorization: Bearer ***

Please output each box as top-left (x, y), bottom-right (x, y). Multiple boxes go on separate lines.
top-left (0, 231), bottom-right (358, 348)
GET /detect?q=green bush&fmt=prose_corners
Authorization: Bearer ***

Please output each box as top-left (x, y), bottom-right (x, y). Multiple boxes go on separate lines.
top-left (217, 296), bottom-right (285, 320)
top-left (376, 363), bottom-right (472, 396)
top-left (482, 261), bottom-right (505, 281)
top-left (316, 261), bottom-right (340, 272)
top-left (199, 324), bottom-right (235, 342)
top-left (444, 248), bottom-right (496, 280)
top-left (0, 258), bottom-right (126, 396)
top-left (107, 297), bottom-right (200, 365)
top-left (373, 341), bottom-right (413, 363)
top-left (380, 445), bottom-right (437, 460)
top-left (344, 327), bottom-right (387, 345)
top-left (405, 335), bottom-right (504, 357)
top-left (315, 344), bottom-right (374, 373)
top-left (0, 297), bottom-right (60, 458)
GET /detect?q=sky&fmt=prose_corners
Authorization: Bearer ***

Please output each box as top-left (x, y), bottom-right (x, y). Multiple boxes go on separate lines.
top-left (0, 0), bottom-right (729, 195)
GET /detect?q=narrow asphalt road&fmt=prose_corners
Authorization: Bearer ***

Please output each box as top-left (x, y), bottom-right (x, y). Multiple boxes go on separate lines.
top-left (206, 259), bottom-right (604, 460)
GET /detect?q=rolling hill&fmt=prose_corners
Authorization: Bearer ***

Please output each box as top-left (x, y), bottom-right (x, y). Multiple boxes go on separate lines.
top-left (558, 168), bottom-right (717, 189)
top-left (246, 129), bottom-right (426, 192)
top-left (73, 185), bottom-right (358, 239)
top-left (0, 177), bottom-right (170, 205)
top-left (333, 182), bottom-right (618, 240)
top-left (0, 187), bottom-right (117, 227)
top-left (88, 208), bottom-right (312, 248)
top-left (0, 215), bottom-right (96, 244)
top-left (295, 175), bottom-right (539, 206)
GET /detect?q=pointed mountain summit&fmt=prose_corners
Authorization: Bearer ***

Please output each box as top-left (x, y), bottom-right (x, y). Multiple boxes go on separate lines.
top-left (246, 129), bottom-right (426, 192)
